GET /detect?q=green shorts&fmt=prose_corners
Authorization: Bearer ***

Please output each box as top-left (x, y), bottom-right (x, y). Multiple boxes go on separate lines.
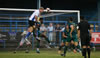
top-left (72, 35), bottom-right (78, 42)
top-left (62, 38), bottom-right (66, 43)
top-left (62, 36), bottom-right (71, 43)
top-left (66, 36), bottom-right (72, 42)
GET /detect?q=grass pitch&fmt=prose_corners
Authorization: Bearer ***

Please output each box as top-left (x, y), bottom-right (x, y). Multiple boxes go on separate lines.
top-left (0, 50), bottom-right (100, 58)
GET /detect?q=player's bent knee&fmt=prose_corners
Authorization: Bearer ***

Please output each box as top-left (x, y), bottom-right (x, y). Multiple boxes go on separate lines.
top-left (28, 27), bottom-right (33, 32)
top-left (61, 43), bottom-right (64, 46)
top-left (87, 46), bottom-right (90, 48)
top-left (65, 42), bottom-right (69, 46)
top-left (26, 42), bottom-right (31, 46)
top-left (33, 25), bottom-right (36, 29)
top-left (74, 42), bottom-right (78, 46)
top-left (71, 41), bottom-right (74, 44)
top-left (20, 43), bottom-right (23, 46)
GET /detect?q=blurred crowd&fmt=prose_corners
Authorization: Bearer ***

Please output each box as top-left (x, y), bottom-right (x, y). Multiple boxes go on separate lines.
top-left (40, 23), bottom-right (63, 47)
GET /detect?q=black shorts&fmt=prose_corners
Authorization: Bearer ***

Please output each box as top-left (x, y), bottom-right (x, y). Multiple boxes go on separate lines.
top-left (28, 20), bottom-right (36, 27)
top-left (80, 34), bottom-right (91, 46)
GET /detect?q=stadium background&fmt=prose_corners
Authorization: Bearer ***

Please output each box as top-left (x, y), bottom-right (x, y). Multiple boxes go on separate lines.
top-left (0, 0), bottom-right (100, 58)
top-left (0, 0), bottom-right (98, 21)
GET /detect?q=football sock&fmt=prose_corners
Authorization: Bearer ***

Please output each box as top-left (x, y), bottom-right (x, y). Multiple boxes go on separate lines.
top-left (87, 48), bottom-right (91, 58)
top-left (25, 32), bottom-right (31, 39)
top-left (83, 48), bottom-right (87, 58)
top-left (64, 46), bottom-right (68, 54)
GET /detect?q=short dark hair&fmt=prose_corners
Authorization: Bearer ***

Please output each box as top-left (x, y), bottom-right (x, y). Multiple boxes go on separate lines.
top-left (69, 17), bottom-right (73, 21)
top-left (40, 18), bottom-right (43, 24)
top-left (80, 16), bottom-right (84, 20)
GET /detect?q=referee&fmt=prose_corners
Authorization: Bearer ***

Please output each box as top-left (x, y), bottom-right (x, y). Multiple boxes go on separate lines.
top-left (78, 16), bottom-right (92, 58)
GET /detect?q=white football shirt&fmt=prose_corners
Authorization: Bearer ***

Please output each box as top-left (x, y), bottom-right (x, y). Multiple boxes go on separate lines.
top-left (47, 26), bottom-right (54, 32)
top-left (29, 10), bottom-right (40, 21)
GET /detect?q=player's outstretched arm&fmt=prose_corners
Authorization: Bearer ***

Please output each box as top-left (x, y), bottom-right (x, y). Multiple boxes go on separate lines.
top-left (62, 32), bottom-right (67, 38)
top-left (34, 15), bottom-right (38, 22)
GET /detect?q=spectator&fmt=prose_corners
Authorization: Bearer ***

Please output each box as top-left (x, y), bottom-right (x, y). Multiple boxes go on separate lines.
top-left (40, 24), bottom-right (47, 32)
top-left (55, 24), bottom-right (61, 46)
top-left (47, 23), bottom-right (54, 43)
top-left (40, 24), bottom-right (47, 38)
top-left (40, 24), bottom-right (51, 48)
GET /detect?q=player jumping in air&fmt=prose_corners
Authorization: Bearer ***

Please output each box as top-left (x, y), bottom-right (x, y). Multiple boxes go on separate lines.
top-left (13, 7), bottom-right (44, 53)
top-left (32, 8), bottom-right (51, 53)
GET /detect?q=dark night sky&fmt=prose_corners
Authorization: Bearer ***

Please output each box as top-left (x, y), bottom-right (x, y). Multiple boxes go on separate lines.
top-left (0, 0), bottom-right (97, 10)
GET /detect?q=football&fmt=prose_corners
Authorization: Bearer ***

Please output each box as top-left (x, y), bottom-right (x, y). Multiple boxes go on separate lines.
top-left (46, 8), bottom-right (50, 12)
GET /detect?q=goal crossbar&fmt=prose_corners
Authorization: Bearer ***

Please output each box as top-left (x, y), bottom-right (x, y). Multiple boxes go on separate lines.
top-left (0, 8), bottom-right (80, 22)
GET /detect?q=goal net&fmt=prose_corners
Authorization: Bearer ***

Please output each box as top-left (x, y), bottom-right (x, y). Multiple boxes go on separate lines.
top-left (0, 8), bottom-right (80, 47)
top-left (0, 8), bottom-right (80, 32)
